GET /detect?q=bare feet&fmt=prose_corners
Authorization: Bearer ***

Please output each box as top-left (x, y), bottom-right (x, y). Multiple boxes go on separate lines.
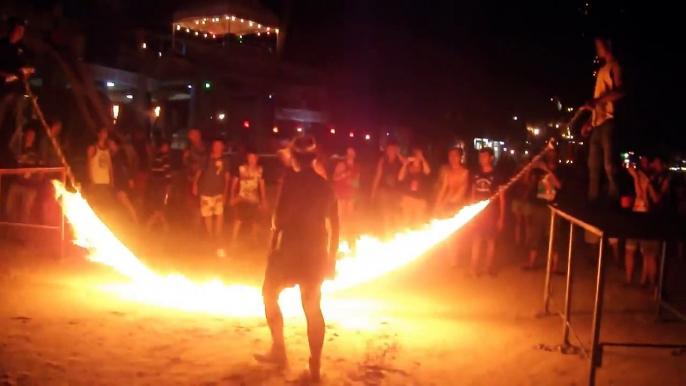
top-left (254, 346), bottom-right (287, 368)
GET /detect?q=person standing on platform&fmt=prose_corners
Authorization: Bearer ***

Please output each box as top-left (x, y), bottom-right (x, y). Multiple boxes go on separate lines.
top-left (470, 148), bottom-right (506, 277)
top-left (193, 139), bottom-right (230, 258)
top-left (0, 18), bottom-right (33, 163)
top-left (256, 136), bottom-right (339, 383)
top-left (582, 36), bottom-right (625, 204)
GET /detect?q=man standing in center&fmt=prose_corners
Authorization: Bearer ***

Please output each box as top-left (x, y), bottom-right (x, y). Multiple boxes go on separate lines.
top-left (256, 136), bottom-right (339, 383)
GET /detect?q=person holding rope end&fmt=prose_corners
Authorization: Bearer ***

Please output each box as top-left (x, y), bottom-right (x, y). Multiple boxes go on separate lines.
top-left (581, 35), bottom-right (626, 205)
top-left (256, 136), bottom-right (339, 383)
top-left (0, 18), bottom-right (34, 163)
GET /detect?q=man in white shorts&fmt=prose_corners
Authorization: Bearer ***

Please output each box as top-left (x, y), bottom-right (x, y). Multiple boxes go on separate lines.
top-left (193, 139), bottom-right (230, 257)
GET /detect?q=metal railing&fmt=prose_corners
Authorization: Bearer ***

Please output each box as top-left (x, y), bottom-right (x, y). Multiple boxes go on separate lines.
top-left (0, 167), bottom-right (67, 260)
top-left (537, 204), bottom-right (686, 386)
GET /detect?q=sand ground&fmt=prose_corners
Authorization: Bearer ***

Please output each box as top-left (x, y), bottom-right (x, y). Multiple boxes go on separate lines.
top-left (1, 226), bottom-right (685, 386)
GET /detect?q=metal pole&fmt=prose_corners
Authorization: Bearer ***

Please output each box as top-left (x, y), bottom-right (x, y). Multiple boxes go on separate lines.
top-left (589, 236), bottom-right (607, 386)
top-left (562, 221), bottom-right (575, 346)
top-left (60, 170), bottom-right (66, 261)
top-left (543, 208), bottom-right (557, 314)
top-left (656, 241), bottom-right (667, 319)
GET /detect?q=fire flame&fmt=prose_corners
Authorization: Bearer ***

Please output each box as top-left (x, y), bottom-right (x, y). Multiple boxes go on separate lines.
top-left (54, 181), bottom-right (488, 317)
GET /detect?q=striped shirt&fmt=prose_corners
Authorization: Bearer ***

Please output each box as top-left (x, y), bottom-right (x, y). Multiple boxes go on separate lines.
top-left (150, 152), bottom-right (171, 182)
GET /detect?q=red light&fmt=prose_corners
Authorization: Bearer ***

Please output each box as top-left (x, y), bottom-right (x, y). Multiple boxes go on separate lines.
top-left (349, 132), bottom-right (354, 138)
top-left (243, 121), bottom-right (250, 128)
top-left (272, 126), bottom-right (279, 133)
top-left (330, 128), bottom-right (336, 134)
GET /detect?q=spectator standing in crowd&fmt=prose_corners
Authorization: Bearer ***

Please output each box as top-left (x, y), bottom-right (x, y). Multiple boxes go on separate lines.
top-left (108, 138), bottom-right (138, 224)
top-left (371, 141), bottom-right (405, 238)
top-left (183, 128), bottom-right (207, 227)
top-left (193, 139), bottom-right (230, 257)
top-left (39, 118), bottom-right (63, 225)
top-left (131, 128), bottom-right (153, 209)
top-left (6, 127), bottom-right (40, 223)
top-left (398, 146), bottom-right (431, 228)
top-left (435, 147), bottom-right (470, 266)
top-left (583, 36), bottom-right (625, 203)
top-left (333, 147), bottom-right (361, 248)
top-left (470, 148), bottom-right (506, 277)
top-left (522, 149), bottom-right (563, 271)
top-left (86, 128), bottom-right (114, 208)
top-left (230, 149), bottom-right (267, 246)
top-left (0, 18), bottom-right (34, 162)
top-left (145, 140), bottom-right (172, 232)
top-left (624, 155), bottom-right (656, 288)
top-left (510, 155), bottom-right (532, 247)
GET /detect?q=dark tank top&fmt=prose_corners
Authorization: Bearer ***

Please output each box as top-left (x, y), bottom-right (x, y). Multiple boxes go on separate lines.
top-left (380, 157), bottom-right (402, 190)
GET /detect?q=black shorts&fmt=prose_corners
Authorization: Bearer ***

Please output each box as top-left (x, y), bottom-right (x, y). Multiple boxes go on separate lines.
top-left (236, 201), bottom-right (260, 223)
top-left (262, 248), bottom-right (329, 297)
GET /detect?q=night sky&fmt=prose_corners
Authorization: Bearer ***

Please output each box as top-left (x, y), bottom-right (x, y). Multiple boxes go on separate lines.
top-left (27, 0), bottom-right (681, 150)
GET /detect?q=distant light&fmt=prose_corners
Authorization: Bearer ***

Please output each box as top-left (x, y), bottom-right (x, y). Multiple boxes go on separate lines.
top-left (365, 134), bottom-right (371, 140)
top-left (550, 97), bottom-right (554, 102)
top-left (187, 85), bottom-right (192, 89)
top-left (204, 82), bottom-right (211, 89)
top-left (525, 150), bottom-right (529, 155)
top-left (510, 149), bottom-right (515, 155)
top-left (296, 127), bottom-right (303, 132)
top-left (142, 43), bottom-right (147, 49)
top-left (242, 120), bottom-right (249, 127)
top-left (176, 25), bottom-right (181, 31)
top-left (513, 116), bottom-right (518, 121)
top-left (533, 128), bottom-right (540, 135)
top-left (555, 124), bottom-right (560, 128)
top-left (567, 107), bottom-right (574, 112)
top-left (126, 94), bottom-right (133, 99)
top-left (330, 128), bottom-right (336, 134)
top-left (158, 52), bottom-right (162, 57)
top-left (269, 94), bottom-right (273, 99)
top-left (112, 104), bottom-right (120, 119)
top-left (272, 126), bottom-right (279, 133)
top-left (217, 113), bottom-right (226, 120)
top-left (349, 132), bottom-right (354, 138)
top-left (503, 147), bottom-right (508, 152)
top-left (386, 132), bottom-right (390, 136)
top-left (154, 106), bottom-right (161, 118)
top-left (106, 81), bottom-right (115, 87)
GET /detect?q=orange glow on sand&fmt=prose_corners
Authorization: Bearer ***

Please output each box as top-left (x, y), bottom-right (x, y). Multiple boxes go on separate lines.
top-left (54, 181), bottom-right (489, 318)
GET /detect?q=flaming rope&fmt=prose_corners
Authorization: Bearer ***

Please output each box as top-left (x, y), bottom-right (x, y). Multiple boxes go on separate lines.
top-left (26, 79), bottom-right (553, 317)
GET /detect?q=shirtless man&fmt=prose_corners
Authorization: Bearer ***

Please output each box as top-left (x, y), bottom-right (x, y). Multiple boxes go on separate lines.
top-left (435, 147), bottom-right (470, 266)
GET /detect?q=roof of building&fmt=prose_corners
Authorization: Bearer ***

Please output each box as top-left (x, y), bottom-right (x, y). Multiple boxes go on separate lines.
top-left (173, 0), bottom-right (280, 38)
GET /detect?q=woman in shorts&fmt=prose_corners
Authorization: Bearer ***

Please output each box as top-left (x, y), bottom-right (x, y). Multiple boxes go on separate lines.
top-left (231, 150), bottom-right (267, 245)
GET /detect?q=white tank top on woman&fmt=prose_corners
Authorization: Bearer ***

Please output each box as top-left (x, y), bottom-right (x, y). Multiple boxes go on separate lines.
top-left (90, 145), bottom-right (112, 185)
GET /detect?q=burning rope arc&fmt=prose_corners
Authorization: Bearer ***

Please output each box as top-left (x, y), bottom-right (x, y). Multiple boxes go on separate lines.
top-left (26, 78), bottom-right (553, 317)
